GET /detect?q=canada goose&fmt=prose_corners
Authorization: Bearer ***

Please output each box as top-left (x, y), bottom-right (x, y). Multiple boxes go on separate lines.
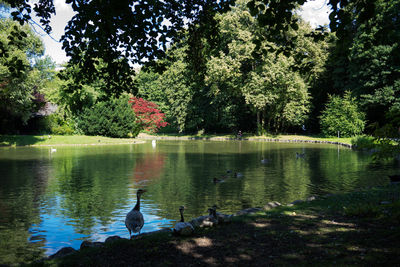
top-left (211, 205), bottom-right (232, 223)
top-left (189, 206), bottom-right (218, 228)
top-left (173, 206), bottom-right (194, 236)
top-left (125, 189), bottom-right (146, 239)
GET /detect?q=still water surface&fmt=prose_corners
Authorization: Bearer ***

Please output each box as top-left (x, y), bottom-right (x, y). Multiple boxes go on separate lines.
top-left (0, 140), bottom-right (397, 264)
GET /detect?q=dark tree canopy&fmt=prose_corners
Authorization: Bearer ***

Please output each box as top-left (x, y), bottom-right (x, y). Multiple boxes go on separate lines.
top-left (4, 0), bottom-right (379, 95)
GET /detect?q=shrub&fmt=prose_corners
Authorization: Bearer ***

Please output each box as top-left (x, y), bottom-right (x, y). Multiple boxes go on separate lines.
top-left (129, 97), bottom-right (168, 133)
top-left (320, 91), bottom-right (366, 137)
top-left (351, 135), bottom-right (376, 149)
top-left (77, 96), bottom-right (141, 138)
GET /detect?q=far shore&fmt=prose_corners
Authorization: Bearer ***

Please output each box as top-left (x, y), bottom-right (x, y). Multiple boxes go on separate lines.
top-left (0, 133), bottom-right (354, 147)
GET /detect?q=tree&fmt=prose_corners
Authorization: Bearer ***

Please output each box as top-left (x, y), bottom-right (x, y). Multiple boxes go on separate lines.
top-left (0, 18), bottom-right (47, 133)
top-left (347, 0), bottom-right (400, 130)
top-left (129, 97), bottom-right (168, 133)
top-left (319, 91), bottom-right (365, 137)
top-left (77, 95), bottom-right (140, 138)
top-left (205, 0), bottom-right (312, 133)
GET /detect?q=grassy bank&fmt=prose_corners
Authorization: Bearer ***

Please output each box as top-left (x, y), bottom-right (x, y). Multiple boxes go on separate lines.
top-left (139, 132), bottom-right (354, 145)
top-left (0, 135), bottom-right (140, 147)
top-left (34, 184), bottom-right (400, 266)
top-left (0, 133), bottom-right (354, 147)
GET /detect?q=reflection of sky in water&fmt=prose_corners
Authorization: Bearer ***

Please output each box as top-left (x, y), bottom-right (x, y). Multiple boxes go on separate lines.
top-left (30, 195), bottom-right (173, 255)
top-left (1, 141), bottom-right (396, 264)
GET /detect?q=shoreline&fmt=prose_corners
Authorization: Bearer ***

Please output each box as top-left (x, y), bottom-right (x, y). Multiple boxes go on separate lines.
top-left (33, 183), bottom-right (400, 266)
top-left (136, 133), bottom-right (354, 148)
top-left (1, 133), bottom-right (354, 148)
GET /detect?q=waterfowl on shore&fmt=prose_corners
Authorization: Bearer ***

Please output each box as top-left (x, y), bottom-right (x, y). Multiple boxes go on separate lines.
top-left (125, 189), bottom-right (146, 239)
top-left (173, 206), bottom-right (194, 236)
top-left (211, 205), bottom-right (232, 223)
top-left (389, 175), bottom-right (400, 183)
top-left (189, 206), bottom-right (218, 228)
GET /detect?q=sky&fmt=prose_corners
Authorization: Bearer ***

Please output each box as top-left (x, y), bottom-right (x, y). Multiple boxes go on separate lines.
top-left (33, 0), bottom-right (331, 66)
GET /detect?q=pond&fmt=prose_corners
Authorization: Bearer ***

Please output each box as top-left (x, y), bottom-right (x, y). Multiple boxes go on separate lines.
top-left (0, 140), bottom-right (397, 264)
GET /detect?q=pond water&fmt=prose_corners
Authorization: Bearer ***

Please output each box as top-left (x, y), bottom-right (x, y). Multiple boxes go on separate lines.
top-left (0, 140), bottom-right (397, 264)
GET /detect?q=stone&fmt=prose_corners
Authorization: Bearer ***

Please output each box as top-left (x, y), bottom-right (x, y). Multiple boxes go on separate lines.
top-left (105, 235), bottom-right (123, 244)
top-left (48, 247), bottom-right (77, 259)
top-left (234, 207), bottom-right (262, 216)
top-left (263, 201), bottom-right (281, 210)
top-left (139, 228), bottom-right (172, 237)
top-left (80, 241), bottom-right (104, 250)
top-left (306, 196), bottom-right (317, 202)
top-left (290, 200), bottom-right (304, 205)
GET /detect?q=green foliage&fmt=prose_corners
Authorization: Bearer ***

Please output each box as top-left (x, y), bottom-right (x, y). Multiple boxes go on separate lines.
top-left (351, 136), bottom-right (376, 150)
top-left (0, 18), bottom-right (49, 133)
top-left (77, 96), bottom-right (140, 138)
top-left (320, 92), bottom-right (366, 137)
top-left (46, 113), bottom-right (75, 135)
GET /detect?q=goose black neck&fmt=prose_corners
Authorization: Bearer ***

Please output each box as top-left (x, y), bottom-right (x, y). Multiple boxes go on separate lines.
top-left (179, 209), bottom-right (184, 222)
top-left (134, 193), bottom-right (141, 211)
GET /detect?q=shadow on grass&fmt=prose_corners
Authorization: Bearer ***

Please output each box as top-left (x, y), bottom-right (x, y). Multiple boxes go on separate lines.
top-left (0, 135), bottom-right (42, 146)
top-left (39, 186), bottom-right (400, 266)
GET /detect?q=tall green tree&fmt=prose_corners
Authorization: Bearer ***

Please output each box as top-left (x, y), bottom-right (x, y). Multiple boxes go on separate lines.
top-left (206, 0), bottom-right (315, 133)
top-left (0, 18), bottom-right (47, 133)
top-left (319, 91), bottom-right (365, 137)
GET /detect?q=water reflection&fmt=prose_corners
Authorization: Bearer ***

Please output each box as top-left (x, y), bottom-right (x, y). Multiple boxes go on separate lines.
top-left (0, 141), bottom-right (395, 265)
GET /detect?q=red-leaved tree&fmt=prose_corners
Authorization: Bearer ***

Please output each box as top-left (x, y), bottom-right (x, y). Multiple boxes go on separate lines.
top-left (129, 97), bottom-right (168, 133)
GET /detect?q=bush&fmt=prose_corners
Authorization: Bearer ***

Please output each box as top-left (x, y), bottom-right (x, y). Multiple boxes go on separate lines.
top-left (77, 96), bottom-right (141, 138)
top-left (351, 136), bottom-right (376, 149)
top-left (320, 91), bottom-right (366, 137)
top-left (45, 113), bottom-right (75, 135)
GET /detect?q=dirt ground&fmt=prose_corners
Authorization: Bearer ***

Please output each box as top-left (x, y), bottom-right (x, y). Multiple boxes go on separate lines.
top-left (43, 208), bottom-right (400, 267)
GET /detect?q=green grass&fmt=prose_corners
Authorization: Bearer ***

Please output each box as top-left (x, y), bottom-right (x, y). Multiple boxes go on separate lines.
top-left (0, 135), bottom-right (139, 147)
top-left (0, 133), bottom-right (356, 147)
top-left (140, 132), bottom-right (354, 145)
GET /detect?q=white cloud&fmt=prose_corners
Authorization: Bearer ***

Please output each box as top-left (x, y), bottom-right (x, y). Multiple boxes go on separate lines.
top-left (29, 0), bottom-right (74, 65)
top-left (298, 0), bottom-right (331, 28)
top-left (54, 0), bottom-right (69, 12)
